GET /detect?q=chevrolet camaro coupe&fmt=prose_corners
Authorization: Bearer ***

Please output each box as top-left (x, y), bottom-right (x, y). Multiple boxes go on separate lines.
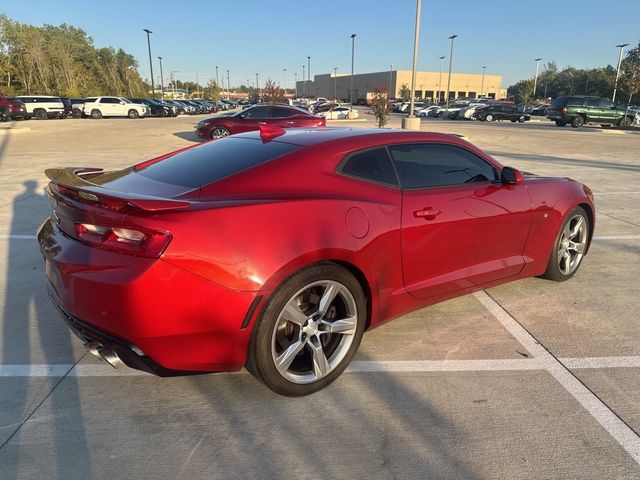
top-left (38, 126), bottom-right (594, 396)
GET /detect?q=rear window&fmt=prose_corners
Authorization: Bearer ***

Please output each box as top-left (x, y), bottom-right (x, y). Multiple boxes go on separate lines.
top-left (136, 137), bottom-right (300, 188)
top-left (551, 96), bottom-right (567, 107)
top-left (567, 97), bottom-right (585, 106)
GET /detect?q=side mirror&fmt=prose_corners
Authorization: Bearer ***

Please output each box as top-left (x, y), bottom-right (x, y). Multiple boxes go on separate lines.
top-left (120, 101), bottom-right (125, 105)
top-left (501, 166), bottom-right (524, 186)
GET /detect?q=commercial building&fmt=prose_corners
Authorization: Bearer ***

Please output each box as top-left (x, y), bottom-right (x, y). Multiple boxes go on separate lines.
top-left (296, 69), bottom-right (506, 102)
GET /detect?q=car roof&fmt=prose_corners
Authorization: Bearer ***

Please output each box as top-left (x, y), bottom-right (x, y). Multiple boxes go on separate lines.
top-left (233, 127), bottom-right (466, 148)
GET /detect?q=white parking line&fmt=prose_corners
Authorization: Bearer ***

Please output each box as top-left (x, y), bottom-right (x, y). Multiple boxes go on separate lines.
top-left (474, 290), bottom-right (640, 465)
top-left (0, 234), bottom-right (36, 239)
top-left (595, 192), bottom-right (640, 196)
top-left (3, 355), bottom-right (640, 377)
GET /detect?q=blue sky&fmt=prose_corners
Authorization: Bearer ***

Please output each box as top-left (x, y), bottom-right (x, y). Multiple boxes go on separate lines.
top-left (3, 0), bottom-right (639, 88)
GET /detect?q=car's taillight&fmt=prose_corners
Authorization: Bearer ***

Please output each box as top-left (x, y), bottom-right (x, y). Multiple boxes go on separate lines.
top-left (561, 107), bottom-right (568, 113)
top-left (74, 223), bottom-right (172, 258)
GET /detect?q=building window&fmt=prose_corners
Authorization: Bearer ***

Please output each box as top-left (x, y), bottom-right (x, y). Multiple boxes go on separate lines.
top-left (457, 91), bottom-right (466, 98)
top-left (425, 90), bottom-right (434, 99)
top-left (488, 93), bottom-right (496, 99)
top-left (468, 92), bottom-right (476, 98)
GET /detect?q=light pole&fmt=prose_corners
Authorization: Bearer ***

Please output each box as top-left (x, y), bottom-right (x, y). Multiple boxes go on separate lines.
top-left (532, 58), bottom-right (542, 100)
top-left (294, 72), bottom-right (298, 97)
top-left (143, 29), bottom-right (155, 98)
top-left (302, 65), bottom-right (306, 98)
top-left (437, 56), bottom-right (445, 103)
top-left (612, 43), bottom-right (629, 103)
top-left (480, 65), bottom-right (486, 98)
top-left (170, 70), bottom-right (178, 98)
top-left (283, 68), bottom-right (287, 97)
top-left (157, 56), bottom-right (165, 99)
top-left (333, 67), bottom-right (338, 101)
top-left (403, 0), bottom-right (421, 130)
top-left (307, 56), bottom-right (311, 97)
top-left (445, 34), bottom-right (458, 110)
top-left (215, 66), bottom-right (219, 87)
top-left (255, 73), bottom-right (260, 98)
top-left (350, 33), bottom-right (356, 106)
top-left (226, 69), bottom-right (230, 100)
top-left (388, 64), bottom-right (393, 97)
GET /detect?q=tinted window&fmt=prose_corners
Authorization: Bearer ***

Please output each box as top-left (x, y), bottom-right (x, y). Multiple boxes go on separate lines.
top-left (340, 148), bottom-right (398, 186)
top-left (551, 96), bottom-right (568, 107)
top-left (389, 143), bottom-right (498, 189)
top-left (585, 98), bottom-right (600, 107)
top-left (599, 99), bottom-right (613, 108)
top-left (136, 137), bottom-right (299, 188)
top-left (567, 97), bottom-right (585, 106)
top-left (271, 107), bottom-right (295, 118)
top-left (100, 97), bottom-right (118, 104)
top-left (243, 106), bottom-right (271, 119)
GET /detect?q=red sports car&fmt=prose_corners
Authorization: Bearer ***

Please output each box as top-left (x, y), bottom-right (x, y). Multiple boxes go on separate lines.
top-left (38, 127), bottom-right (595, 396)
top-left (196, 104), bottom-right (326, 140)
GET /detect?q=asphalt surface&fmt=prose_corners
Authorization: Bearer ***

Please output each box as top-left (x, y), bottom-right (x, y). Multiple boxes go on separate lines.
top-left (1, 111), bottom-right (640, 479)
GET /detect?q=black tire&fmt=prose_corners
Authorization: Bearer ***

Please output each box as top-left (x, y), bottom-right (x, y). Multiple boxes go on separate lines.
top-left (247, 263), bottom-right (366, 396)
top-left (72, 109), bottom-right (82, 119)
top-left (571, 115), bottom-right (584, 128)
top-left (617, 116), bottom-right (631, 127)
top-left (518, 115), bottom-right (525, 123)
top-left (485, 113), bottom-right (494, 122)
top-left (34, 109), bottom-right (47, 120)
top-left (555, 120), bottom-right (567, 127)
top-left (128, 109), bottom-right (139, 119)
top-left (540, 206), bottom-right (590, 282)
top-left (210, 126), bottom-right (230, 139)
top-left (91, 109), bottom-right (102, 119)
top-left (0, 108), bottom-right (10, 122)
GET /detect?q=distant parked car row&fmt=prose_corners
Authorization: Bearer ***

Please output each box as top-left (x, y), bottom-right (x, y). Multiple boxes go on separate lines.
top-left (0, 94), bottom-right (241, 121)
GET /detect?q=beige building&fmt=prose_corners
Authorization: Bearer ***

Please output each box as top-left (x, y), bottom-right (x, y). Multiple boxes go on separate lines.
top-left (296, 69), bottom-right (506, 102)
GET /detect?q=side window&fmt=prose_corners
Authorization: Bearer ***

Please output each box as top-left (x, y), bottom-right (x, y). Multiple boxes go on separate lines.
top-left (339, 148), bottom-right (398, 186)
top-left (388, 143), bottom-right (499, 189)
top-left (567, 97), bottom-right (585, 106)
top-left (585, 98), bottom-right (600, 107)
top-left (244, 107), bottom-right (271, 119)
top-left (271, 107), bottom-right (295, 118)
top-left (101, 97), bottom-right (116, 104)
top-left (599, 99), bottom-right (613, 108)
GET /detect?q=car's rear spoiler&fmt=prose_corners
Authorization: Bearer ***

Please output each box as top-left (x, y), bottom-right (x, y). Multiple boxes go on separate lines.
top-left (44, 167), bottom-right (191, 212)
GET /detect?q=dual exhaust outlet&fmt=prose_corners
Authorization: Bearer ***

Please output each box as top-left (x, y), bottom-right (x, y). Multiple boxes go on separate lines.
top-left (86, 341), bottom-right (125, 369)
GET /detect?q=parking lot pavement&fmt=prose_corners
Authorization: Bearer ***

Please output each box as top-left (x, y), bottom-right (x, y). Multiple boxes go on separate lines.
top-left (1, 116), bottom-right (640, 478)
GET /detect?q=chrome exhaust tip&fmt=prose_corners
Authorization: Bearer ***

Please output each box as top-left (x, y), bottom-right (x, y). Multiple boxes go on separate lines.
top-left (98, 348), bottom-right (126, 369)
top-left (85, 341), bottom-right (104, 359)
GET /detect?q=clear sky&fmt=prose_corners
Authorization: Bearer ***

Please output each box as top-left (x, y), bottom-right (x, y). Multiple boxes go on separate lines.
top-left (2, 0), bottom-right (639, 88)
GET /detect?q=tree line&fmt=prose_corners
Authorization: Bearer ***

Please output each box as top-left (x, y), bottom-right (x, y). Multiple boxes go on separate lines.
top-left (0, 14), bottom-right (149, 97)
top-left (508, 42), bottom-right (640, 105)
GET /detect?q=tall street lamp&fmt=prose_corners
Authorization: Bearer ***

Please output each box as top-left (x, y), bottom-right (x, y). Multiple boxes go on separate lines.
top-left (294, 72), bottom-right (298, 97)
top-left (402, 0), bottom-right (422, 130)
top-left (480, 65), bottom-right (486, 98)
top-left (157, 56), bottom-right (165, 99)
top-left (350, 33), bottom-right (356, 106)
top-left (307, 56), bottom-right (311, 97)
top-left (612, 43), bottom-right (629, 103)
top-left (226, 69), bottom-right (230, 100)
top-left (437, 56), bottom-right (445, 102)
top-left (215, 66), bottom-right (219, 86)
top-left (445, 34), bottom-right (458, 110)
top-left (283, 68), bottom-right (287, 96)
top-left (143, 29), bottom-right (155, 98)
top-left (388, 64), bottom-right (393, 97)
top-left (302, 65), bottom-right (306, 98)
top-left (333, 67), bottom-right (338, 101)
top-left (533, 58), bottom-right (542, 100)
top-left (255, 73), bottom-right (260, 97)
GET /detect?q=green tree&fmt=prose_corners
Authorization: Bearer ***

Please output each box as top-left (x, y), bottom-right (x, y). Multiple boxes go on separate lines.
top-left (508, 79), bottom-right (534, 104)
top-left (369, 84), bottom-right (389, 128)
top-left (399, 83), bottom-right (410, 101)
top-left (621, 41), bottom-right (640, 104)
top-left (262, 79), bottom-right (285, 103)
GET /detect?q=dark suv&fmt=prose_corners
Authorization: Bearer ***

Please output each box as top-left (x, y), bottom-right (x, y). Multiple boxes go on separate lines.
top-left (547, 95), bottom-right (633, 128)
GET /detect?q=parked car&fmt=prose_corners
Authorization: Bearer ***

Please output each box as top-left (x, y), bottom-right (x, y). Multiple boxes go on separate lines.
top-left (16, 95), bottom-right (65, 119)
top-left (530, 104), bottom-right (550, 116)
top-left (546, 95), bottom-right (634, 128)
top-left (163, 100), bottom-right (186, 115)
top-left (83, 97), bottom-right (147, 119)
top-left (0, 95), bottom-right (30, 120)
top-left (38, 127), bottom-right (595, 396)
top-left (59, 97), bottom-right (73, 117)
top-left (196, 104), bottom-right (326, 140)
top-left (316, 106), bottom-right (358, 119)
top-left (130, 98), bottom-right (171, 117)
top-left (476, 104), bottom-right (530, 123)
top-left (415, 105), bottom-right (442, 117)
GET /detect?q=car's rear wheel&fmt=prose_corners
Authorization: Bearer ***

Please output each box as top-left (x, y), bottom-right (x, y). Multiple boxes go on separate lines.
top-left (247, 263), bottom-right (366, 396)
top-left (34, 109), bottom-right (47, 120)
top-left (128, 109), bottom-right (139, 119)
top-left (210, 127), bottom-right (230, 139)
top-left (541, 207), bottom-right (589, 282)
top-left (485, 114), bottom-right (494, 122)
top-left (555, 120), bottom-right (567, 127)
top-left (91, 109), bottom-right (102, 119)
top-left (571, 115), bottom-right (584, 128)
top-left (518, 115), bottom-right (525, 123)
top-left (617, 116), bottom-right (631, 127)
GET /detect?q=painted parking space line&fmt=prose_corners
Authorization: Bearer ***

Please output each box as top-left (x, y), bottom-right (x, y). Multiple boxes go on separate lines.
top-left (0, 234), bottom-right (37, 239)
top-left (474, 290), bottom-right (640, 465)
top-left (3, 355), bottom-right (640, 377)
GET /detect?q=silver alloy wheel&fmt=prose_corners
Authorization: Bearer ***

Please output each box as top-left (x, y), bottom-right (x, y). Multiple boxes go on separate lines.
top-left (486, 114), bottom-right (494, 122)
top-left (210, 127), bottom-right (229, 139)
top-left (271, 280), bottom-right (358, 384)
top-left (558, 214), bottom-right (588, 276)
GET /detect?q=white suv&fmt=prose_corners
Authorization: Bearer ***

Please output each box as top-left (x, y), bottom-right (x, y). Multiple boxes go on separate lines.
top-left (83, 97), bottom-right (148, 119)
top-left (16, 95), bottom-right (65, 119)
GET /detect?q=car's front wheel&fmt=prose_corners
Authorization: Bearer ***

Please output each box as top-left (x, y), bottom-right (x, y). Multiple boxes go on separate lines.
top-left (210, 127), bottom-right (230, 139)
top-left (128, 109), bottom-right (140, 119)
top-left (247, 263), bottom-right (366, 396)
top-left (485, 114), bottom-right (494, 122)
top-left (541, 207), bottom-right (590, 282)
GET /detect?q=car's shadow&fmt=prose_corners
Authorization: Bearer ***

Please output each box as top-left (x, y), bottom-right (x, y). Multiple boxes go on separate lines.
top-left (173, 131), bottom-right (202, 143)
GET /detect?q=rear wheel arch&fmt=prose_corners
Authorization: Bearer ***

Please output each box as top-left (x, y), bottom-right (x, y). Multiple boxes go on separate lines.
top-left (578, 202), bottom-right (595, 253)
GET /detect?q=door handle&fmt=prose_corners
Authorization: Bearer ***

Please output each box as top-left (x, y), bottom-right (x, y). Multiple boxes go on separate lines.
top-left (285, 121), bottom-right (295, 125)
top-left (413, 207), bottom-right (442, 220)
top-left (258, 122), bottom-right (267, 125)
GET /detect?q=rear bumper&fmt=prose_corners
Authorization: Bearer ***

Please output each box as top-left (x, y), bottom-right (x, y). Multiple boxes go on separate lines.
top-left (38, 218), bottom-right (259, 374)
top-left (9, 110), bottom-right (30, 119)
